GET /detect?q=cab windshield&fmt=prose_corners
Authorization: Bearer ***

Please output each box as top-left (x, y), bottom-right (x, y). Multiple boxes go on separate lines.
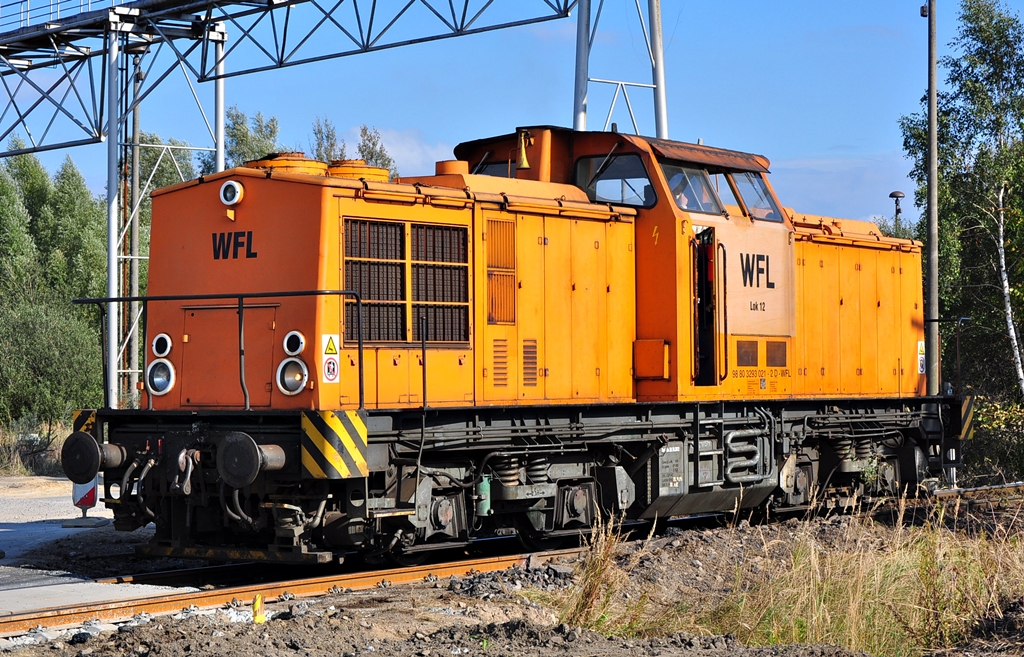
top-left (731, 172), bottom-right (783, 222)
top-left (660, 163), bottom-right (722, 215)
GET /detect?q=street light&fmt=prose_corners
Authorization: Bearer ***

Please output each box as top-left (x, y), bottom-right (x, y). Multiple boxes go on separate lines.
top-left (922, 0), bottom-right (939, 396)
top-left (889, 190), bottom-right (905, 237)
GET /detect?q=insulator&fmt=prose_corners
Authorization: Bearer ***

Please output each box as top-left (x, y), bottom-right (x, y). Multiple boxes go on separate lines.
top-left (525, 456), bottom-right (549, 484)
top-left (492, 457), bottom-right (520, 486)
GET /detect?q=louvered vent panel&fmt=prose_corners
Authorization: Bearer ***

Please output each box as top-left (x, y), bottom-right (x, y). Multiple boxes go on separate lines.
top-left (493, 339), bottom-right (509, 387)
top-left (487, 220), bottom-right (515, 268)
top-left (522, 339), bottom-right (538, 387)
top-left (488, 272), bottom-right (516, 324)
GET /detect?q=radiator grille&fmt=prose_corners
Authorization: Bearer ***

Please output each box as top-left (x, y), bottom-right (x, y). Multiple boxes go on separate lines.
top-left (344, 218), bottom-right (469, 343)
top-left (413, 224), bottom-right (467, 263)
top-left (413, 264), bottom-right (468, 302)
top-left (345, 219), bottom-right (403, 260)
top-left (522, 339), bottom-right (538, 387)
top-left (413, 305), bottom-right (469, 342)
top-left (345, 303), bottom-right (406, 342)
top-left (346, 260), bottom-right (404, 301)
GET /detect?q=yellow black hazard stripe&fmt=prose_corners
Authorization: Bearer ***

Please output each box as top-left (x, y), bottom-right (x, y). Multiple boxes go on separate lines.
top-left (300, 410), bottom-right (368, 479)
top-left (960, 395), bottom-right (975, 441)
top-left (73, 409), bottom-right (97, 436)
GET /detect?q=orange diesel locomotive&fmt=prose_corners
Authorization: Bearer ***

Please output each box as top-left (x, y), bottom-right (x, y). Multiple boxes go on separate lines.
top-left (62, 127), bottom-right (969, 563)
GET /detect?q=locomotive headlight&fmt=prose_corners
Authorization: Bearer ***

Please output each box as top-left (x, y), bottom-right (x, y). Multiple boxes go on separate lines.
top-left (276, 358), bottom-right (308, 395)
top-left (146, 358), bottom-right (176, 395)
top-left (283, 331), bottom-right (305, 356)
top-left (152, 333), bottom-right (172, 358)
top-left (220, 180), bottom-right (244, 206)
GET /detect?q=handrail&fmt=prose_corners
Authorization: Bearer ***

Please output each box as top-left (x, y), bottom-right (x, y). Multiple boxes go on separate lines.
top-left (73, 289), bottom-right (365, 411)
top-left (689, 238), bottom-right (699, 383)
top-left (717, 242), bottom-right (728, 382)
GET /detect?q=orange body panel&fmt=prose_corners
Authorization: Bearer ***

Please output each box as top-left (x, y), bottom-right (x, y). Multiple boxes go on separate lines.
top-left (142, 128), bottom-right (927, 413)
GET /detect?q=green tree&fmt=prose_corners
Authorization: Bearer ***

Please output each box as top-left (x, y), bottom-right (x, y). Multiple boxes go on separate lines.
top-left (311, 116), bottom-right (346, 162)
top-left (43, 157), bottom-right (107, 300)
top-left (0, 164), bottom-right (103, 423)
top-left (357, 125), bottom-right (398, 180)
top-left (0, 287), bottom-right (103, 422)
top-left (5, 138), bottom-right (53, 244)
top-left (0, 167), bottom-right (39, 293)
top-left (874, 214), bottom-right (916, 241)
top-left (200, 106), bottom-right (282, 173)
top-left (137, 131), bottom-right (197, 194)
top-left (900, 0), bottom-right (1024, 399)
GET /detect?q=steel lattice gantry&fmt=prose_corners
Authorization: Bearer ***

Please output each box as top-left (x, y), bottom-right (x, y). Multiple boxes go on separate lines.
top-left (0, 0), bottom-right (574, 157)
top-left (0, 0), bottom-right (574, 408)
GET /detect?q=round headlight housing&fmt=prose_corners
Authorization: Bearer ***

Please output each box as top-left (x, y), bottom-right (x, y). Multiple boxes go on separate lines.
top-left (220, 180), bottom-right (244, 206)
top-left (276, 358), bottom-right (308, 395)
top-left (283, 331), bottom-right (305, 356)
top-left (146, 358), bottom-right (176, 396)
top-left (152, 333), bottom-right (172, 358)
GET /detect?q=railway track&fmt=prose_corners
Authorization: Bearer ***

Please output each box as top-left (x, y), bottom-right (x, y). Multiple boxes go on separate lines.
top-left (4, 482), bottom-right (1022, 640)
top-left (0, 548), bottom-right (581, 637)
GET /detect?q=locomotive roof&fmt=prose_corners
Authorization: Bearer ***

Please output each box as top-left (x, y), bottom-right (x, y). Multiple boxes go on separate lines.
top-left (453, 126), bottom-right (771, 173)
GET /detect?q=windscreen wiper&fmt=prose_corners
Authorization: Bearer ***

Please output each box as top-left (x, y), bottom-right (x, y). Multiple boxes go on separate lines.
top-left (586, 142), bottom-right (622, 189)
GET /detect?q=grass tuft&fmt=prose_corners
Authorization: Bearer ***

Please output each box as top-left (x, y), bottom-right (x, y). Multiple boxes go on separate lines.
top-left (556, 514), bottom-right (655, 634)
top-left (546, 504), bottom-right (1024, 657)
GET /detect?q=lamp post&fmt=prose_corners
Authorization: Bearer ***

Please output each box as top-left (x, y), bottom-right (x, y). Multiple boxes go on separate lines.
top-left (922, 0), bottom-right (939, 396)
top-left (889, 190), bottom-right (905, 237)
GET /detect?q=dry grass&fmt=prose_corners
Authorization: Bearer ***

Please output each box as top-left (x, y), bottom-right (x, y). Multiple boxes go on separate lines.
top-left (0, 419), bottom-right (66, 476)
top-left (553, 515), bottom-right (657, 636)
top-left (544, 503), bottom-right (1024, 657)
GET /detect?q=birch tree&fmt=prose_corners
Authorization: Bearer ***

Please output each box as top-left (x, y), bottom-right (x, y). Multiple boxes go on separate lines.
top-left (901, 0), bottom-right (1024, 398)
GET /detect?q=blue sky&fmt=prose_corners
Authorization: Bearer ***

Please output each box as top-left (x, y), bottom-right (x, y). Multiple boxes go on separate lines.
top-left (33, 0), bottom-right (1019, 225)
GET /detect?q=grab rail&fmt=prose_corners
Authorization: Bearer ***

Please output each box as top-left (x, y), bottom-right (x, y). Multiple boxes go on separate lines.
top-left (717, 242), bottom-right (728, 382)
top-left (689, 238), bottom-right (699, 383)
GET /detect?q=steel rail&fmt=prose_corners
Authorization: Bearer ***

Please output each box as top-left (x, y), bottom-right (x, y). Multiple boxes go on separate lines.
top-left (932, 481), bottom-right (1024, 502)
top-left (0, 549), bottom-right (580, 637)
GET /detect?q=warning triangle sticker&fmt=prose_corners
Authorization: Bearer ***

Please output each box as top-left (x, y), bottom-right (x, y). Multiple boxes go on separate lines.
top-left (324, 337), bottom-right (338, 355)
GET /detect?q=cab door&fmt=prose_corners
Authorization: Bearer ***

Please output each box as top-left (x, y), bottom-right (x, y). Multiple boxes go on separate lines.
top-left (693, 226), bottom-right (719, 386)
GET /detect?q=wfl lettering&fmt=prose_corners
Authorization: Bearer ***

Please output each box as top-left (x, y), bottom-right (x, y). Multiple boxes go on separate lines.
top-left (212, 231), bottom-right (258, 260)
top-left (740, 253), bottom-right (775, 288)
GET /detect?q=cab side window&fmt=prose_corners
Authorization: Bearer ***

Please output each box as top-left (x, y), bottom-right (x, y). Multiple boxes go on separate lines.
top-left (661, 164), bottom-right (722, 215)
top-left (731, 172), bottom-right (783, 222)
top-left (574, 154), bottom-right (656, 208)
